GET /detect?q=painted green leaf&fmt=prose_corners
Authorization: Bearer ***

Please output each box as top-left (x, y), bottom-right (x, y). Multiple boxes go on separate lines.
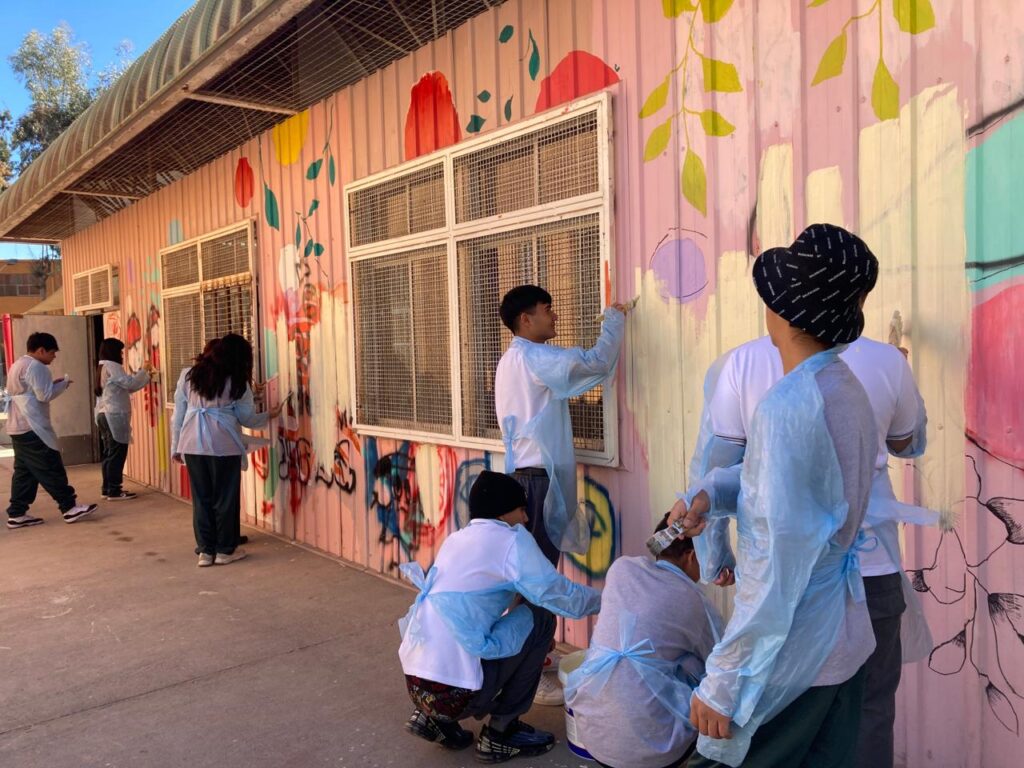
top-left (478, 89), bottom-right (491, 102)
top-left (328, 155), bottom-right (336, 185)
top-left (702, 57), bottom-right (742, 92)
top-left (466, 114), bottom-right (486, 133)
top-left (643, 119), bottom-right (673, 161)
top-left (699, 109), bottom-right (736, 136)
top-left (504, 96), bottom-right (514, 121)
top-left (304, 239), bottom-right (314, 258)
top-left (702, 0), bottom-right (735, 23)
top-left (871, 57), bottom-right (900, 120)
top-left (639, 75), bottom-right (670, 118)
top-left (662, 0), bottom-right (697, 16)
top-left (308, 199), bottom-right (319, 217)
top-left (264, 184), bottom-right (280, 230)
top-left (306, 159), bottom-right (323, 180)
top-left (294, 222), bottom-right (301, 249)
top-left (499, 24), bottom-right (514, 43)
top-left (811, 31), bottom-right (848, 85)
top-left (313, 243), bottom-right (325, 257)
top-left (893, 0), bottom-right (935, 34)
top-left (808, 0), bottom-right (832, 6)
top-left (528, 30), bottom-right (540, 81)
top-left (682, 149), bottom-right (707, 216)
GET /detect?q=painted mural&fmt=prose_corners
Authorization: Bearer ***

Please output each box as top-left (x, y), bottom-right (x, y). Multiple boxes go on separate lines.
top-left (58, 1), bottom-right (1024, 764)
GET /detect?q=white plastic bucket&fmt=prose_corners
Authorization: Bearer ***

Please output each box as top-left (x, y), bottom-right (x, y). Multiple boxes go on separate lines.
top-left (557, 650), bottom-right (594, 761)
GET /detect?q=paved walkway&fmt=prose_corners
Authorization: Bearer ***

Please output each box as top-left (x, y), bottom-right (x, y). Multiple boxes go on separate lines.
top-left (0, 462), bottom-right (582, 768)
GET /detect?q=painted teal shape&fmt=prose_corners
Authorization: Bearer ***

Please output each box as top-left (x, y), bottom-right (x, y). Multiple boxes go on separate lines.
top-left (478, 90), bottom-right (491, 103)
top-left (264, 327), bottom-right (279, 379)
top-left (168, 219), bottom-right (184, 246)
top-left (466, 114), bottom-right (486, 133)
top-left (499, 25), bottom-right (514, 43)
top-left (966, 111), bottom-right (1024, 291)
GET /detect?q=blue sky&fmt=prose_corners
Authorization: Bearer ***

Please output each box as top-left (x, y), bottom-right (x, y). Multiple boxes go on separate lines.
top-left (0, 0), bottom-right (196, 259)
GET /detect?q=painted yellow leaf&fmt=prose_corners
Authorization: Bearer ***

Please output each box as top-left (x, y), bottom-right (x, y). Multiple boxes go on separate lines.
top-left (808, 0), bottom-right (831, 6)
top-left (893, 0), bottom-right (936, 34)
top-left (643, 119), bottom-right (673, 161)
top-left (640, 75), bottom-right (671, 118)
top-left (702, 57), bottom-right (742, 92)
top-left (682, 150), bottom-right (707, 216)
top-left (871, 57), bottom-right (900, 120)
top-left (702, 0), bottom-right (735, 23)
top-left (662, 0), bottom-right (697, 16)
top-left (271, 110), bottom-right (310, 166)
top-left (811, 31), bottom-right (847, 86)
top-left (699, 109), bottom-right (735, 137)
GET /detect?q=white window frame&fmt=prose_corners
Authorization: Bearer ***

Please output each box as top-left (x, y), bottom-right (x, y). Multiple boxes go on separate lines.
top-left (71, 264), bottom-right (119, 313)
top-left (158, 220), bottom-right (260, 407)
top-left (344, 92), bottom-right (617, 466)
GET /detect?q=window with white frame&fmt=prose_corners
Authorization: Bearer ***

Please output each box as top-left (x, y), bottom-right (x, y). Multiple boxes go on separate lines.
top-left (159, 223), bottom-right (257, 401)
top-left (346, 93), bottom-right (615, 464)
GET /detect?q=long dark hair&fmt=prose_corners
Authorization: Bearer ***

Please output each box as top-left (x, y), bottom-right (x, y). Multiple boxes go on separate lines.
top-left (186, 333), bottom-right (253, 401)
top-left (95, 338), bottom-right (125, 397)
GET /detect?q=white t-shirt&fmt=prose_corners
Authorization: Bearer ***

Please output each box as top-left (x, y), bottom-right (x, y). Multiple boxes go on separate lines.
top-left (708, 336), bottom-right (924, 575)
top-left (494, 343), bottom-right (549, 469)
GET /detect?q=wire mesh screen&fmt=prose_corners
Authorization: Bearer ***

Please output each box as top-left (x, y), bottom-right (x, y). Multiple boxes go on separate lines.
top-left (90, 270), bottom-right (110, 304)
top-left (203, 282), bottom-right (253, 343)
top-left (352, 245), bottom-right (452, 434)
top-left (457, 214), bottom-right (605, 450)
top-left (73, 274), bottom-right (90, 307)
top-left (201, 229), bottom-right (249, 280)
top-left (348, 163), bottom-right (445, 247)
top-left (162, 244), bottom-right (199, 289)
top-left (454, 112), bottom-right (599, 224)
top-left (163, 292), bottom-right (202, 400)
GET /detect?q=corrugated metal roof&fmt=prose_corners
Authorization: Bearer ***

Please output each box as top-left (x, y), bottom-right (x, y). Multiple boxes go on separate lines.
top-left (0, 0), bottom-right (500, 243)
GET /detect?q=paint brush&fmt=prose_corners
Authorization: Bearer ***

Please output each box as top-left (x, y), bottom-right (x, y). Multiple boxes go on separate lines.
top-left (596, 295), bottom-right (639, 321)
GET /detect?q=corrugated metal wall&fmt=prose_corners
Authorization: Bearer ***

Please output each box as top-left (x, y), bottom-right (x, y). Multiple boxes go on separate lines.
top-left (60, 1), bottom-right (1024, 765)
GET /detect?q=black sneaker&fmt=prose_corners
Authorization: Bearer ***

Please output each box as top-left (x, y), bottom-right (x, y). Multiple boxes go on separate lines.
top-left (62, 504), bottom-right (98, 523)
top-left (475, 720), bottom-right (555, 763)
top-left (103, 491), bottom-right (137, 501)
top-left (405, 709), bottom-right (474, 751)
top-left (7, 515), bottom-right (44, 529)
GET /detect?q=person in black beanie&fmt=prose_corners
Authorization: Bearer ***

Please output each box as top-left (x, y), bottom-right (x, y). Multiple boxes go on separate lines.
top-left (397, 470), bottom-right (601, 762)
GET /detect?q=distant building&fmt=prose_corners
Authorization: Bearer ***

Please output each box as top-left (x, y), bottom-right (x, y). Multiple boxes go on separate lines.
top-left (0, 258), bottom-right (62, 315)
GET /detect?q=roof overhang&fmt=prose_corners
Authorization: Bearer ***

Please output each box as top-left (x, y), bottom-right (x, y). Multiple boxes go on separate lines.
top-left (0, 0), bottom-right (499, 243)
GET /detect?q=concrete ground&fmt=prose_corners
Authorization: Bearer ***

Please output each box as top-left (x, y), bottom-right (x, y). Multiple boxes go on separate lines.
top-left (0, 461), bottom-right (588, 768)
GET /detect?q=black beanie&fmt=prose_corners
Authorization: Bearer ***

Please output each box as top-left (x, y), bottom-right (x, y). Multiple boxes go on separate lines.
top-left (469, 471), bottom-right (528, 520)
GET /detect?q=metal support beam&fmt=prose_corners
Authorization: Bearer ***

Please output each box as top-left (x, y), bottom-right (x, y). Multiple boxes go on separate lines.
top-left (181, 88), bottom-right (298, 116)
top-left (65, 189), bottom-right (142, 201)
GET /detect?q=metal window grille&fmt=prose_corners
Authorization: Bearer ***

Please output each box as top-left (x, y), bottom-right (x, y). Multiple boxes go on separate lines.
top-left (352, 245), bottom-right (452, 434)
top-left (348, 163), bottom-right (445, 247)
top-left (164, 292), bottom-right (202, 394)
top-left (73, 274), bottom-right (90, 307)
top-left (201, 229), bottom-right (250, 281)
top-left (457, 214), bottom-right (604, 450)
top-left (454, 112), bottom-right (599, 224)
top-left (159, 224), bottom-right (255, 401)
top-left (162, 244), bottom-right (200, 289)
top-left (90, 271), bottom-right (110, 304)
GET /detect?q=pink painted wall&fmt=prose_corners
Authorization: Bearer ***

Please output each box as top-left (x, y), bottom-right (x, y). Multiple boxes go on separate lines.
top-left (59, 2), bottom-right (1024, 765)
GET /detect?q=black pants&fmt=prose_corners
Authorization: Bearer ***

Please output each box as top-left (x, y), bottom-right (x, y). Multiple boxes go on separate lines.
top-left (6, 431), bottom-right (76, 516)
top-left (97, 414), bottom-right (129, 496)
top-left (466, 607), bottom-right (556, 730)
top-left (184, 454), bottom-right (242, 555)
top-left (513, 469), bottom-right (560, 659)
top-left (855, 573), bottom-right (906, 768)
top-left (688, 666), bottom-right (866, 768)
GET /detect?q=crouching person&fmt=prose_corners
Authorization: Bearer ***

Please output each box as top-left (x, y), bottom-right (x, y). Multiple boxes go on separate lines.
top-left (398, 470), bottom-right (601, 762)
top-left (565, 515), bottom-right (726, 768)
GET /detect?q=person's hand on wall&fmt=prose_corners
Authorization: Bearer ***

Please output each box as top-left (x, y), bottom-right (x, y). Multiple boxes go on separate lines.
top-left (269, 400), bottom-right (287, 419)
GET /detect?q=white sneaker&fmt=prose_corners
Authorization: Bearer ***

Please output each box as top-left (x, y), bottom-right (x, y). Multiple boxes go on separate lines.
top-left (63, 504), bottom-right (98, 523)
top-left (197, 553), bottom-right (215, 567)
top-left (541, 650), bottom-right (562, 674)
top-left (215, 549), bottom-right (248, 565)
top-left (533, 671), bottom-right (564, 706)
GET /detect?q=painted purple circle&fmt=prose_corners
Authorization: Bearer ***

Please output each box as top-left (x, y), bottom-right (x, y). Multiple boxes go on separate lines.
top-left (650, 237), bottom-right (707, 303)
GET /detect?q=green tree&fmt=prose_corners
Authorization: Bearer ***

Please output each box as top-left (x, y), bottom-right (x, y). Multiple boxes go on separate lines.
top-left (8, 24), bottom-right (94, 173)
top-left (0, 109), bottom-right (14, 191)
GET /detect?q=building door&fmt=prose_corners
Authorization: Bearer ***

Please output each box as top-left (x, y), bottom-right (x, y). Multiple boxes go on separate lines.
top-left (6, 314), bottom-right (96, 465)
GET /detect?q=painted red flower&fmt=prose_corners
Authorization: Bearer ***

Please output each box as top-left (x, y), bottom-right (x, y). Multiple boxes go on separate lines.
top-left (535, 51), bottom-right (620, 113)
top-left (405, 72), bottom-right (461, 160)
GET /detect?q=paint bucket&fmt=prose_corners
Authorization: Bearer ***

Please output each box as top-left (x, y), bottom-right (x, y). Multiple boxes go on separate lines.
top-left (557, 650), bottom-right (594, 761)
